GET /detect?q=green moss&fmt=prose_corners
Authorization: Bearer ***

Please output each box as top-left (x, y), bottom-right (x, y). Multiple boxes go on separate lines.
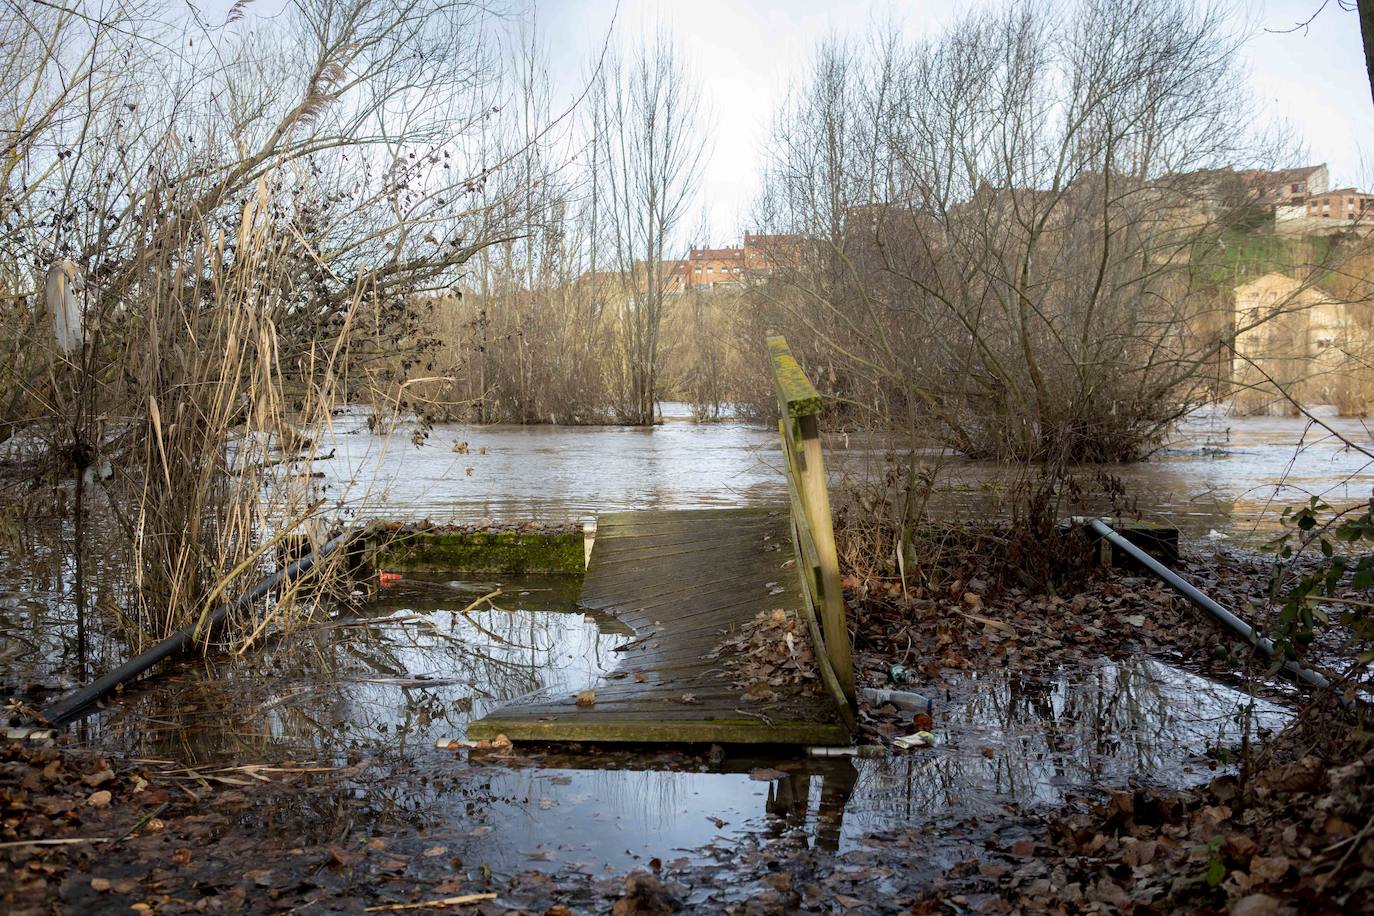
top-left (375, 530), bottom-right (584, 575)
top-left (767, 335), bottom-right (824, 417)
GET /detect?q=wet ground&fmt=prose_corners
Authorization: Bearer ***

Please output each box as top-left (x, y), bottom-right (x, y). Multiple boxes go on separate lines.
top-left (19, 573), bottom-right (1285, 884)
top-left (1, 407), bottom-right (1362, 903)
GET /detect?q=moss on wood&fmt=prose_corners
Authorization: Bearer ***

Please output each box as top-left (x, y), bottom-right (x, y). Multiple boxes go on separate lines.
top-left (375, 529), bottom-right (585, 575)
top-left (766, 335), bottom-right (824, 417)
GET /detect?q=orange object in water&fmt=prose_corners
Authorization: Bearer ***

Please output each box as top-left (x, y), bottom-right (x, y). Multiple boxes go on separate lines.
top-left (378, 571), bottom-right (402, 587)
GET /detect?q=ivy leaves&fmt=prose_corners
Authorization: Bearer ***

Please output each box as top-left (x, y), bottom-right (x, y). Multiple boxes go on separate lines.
top-left (1269, 497), bottom-right (1374, 667)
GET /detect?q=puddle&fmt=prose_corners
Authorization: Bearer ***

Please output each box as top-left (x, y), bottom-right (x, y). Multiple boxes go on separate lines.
top-left (83, 574), bottom-right (626, 764)
top-left (72, 576), bottom-right (1290, 876)
top-left (842, 658), bottom-right (1289, 840)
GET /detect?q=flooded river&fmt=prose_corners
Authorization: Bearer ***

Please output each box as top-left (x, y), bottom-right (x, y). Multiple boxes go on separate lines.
top-left (0, 406), bottom-right (1363, 881)
top-left (315, 405), bottom-right (1374, 542)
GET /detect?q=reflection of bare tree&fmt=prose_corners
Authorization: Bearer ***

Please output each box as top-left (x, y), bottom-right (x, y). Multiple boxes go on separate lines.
top-left (83, 578), bottom-right (628, 767)
top-left (0, 506), bottom-right (141, 694)
top-left (842, 656), bottom-right (1289, 840)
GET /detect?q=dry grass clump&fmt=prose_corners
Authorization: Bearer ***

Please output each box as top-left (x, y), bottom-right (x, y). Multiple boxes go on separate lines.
top-left (0, 0), bottom-right (530, 650)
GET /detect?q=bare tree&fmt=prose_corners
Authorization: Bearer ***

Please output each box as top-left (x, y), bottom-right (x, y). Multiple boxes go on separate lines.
top-left (0, 0), bottom-right (566, 635)
top-left (1361, 0), bottom-right (1374, 105)
top-left (591, 30), bottom-right (705, 425)
top-left (753, 0), bottom-right (1349, 462)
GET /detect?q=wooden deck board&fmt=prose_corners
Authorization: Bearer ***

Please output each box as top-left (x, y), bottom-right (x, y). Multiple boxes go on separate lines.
top-left (467, 507), bottom-right (849, 745)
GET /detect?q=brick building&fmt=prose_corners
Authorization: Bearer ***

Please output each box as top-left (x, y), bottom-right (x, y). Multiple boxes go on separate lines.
top-left (743, 232), bottom-right (804, 272)
top-left (1242, 164), bottom-right (1329, 206)
top-left (1303, 188), bottom-right (1374, 221)
top-left (1275, 187), bottom-right (1374, 237)
top-left (668, 246), bottom-right (745, 291)
top-left (661, 233), bottom-right (807, 292)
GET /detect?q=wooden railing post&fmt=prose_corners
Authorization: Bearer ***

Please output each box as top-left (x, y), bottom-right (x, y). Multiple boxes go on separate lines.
top-left (796, 412), bottom-right (853, 698)
top-left (766, 334), bottom-right (855, 709)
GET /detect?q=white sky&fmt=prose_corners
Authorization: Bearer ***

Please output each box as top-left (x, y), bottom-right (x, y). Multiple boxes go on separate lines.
top-left (539, 0), bottom-right (1374, 243)
top-left (192, 0), bottom-right (1373, 243)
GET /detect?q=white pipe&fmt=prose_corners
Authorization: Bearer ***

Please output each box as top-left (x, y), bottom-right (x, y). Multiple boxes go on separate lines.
top-left (805, 745), bottom-right (885, 758)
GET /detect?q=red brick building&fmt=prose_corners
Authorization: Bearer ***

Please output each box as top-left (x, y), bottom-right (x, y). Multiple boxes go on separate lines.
top-left (662, 233), bottom-right (807, 292)
top-left (668, 246), bottom-right (745, 291)
top-left (1304, 188), bottom-right (1374, 221)
top-left (1242, 164), bottom-right (1329, 206)
top-left (743, 232), bottom-right (803, 272)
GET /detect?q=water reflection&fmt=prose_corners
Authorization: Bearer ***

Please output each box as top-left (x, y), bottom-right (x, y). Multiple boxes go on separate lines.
top-left (842, 658), bottom-right (1287, 844)
top-left (0, 507), bottom-right (134, 697)
top-left (75, 576), bottom-right (1288, 874)
top-left (87, 575), bottom-right (624, 765)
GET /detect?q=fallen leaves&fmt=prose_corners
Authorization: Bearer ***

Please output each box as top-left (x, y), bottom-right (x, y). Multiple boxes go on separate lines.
top-left (611, 870), bottom-right (680, 915)
top-left (1230, 893), bottom-right (1280, 916)
top-left (328, 847), bottom-right (362, 868)
top-left (1120, 837), bottom-right (1156, 866)
top-left (1248, 854), bottom-right (1291, 883)
top-left (82, 766), bottom-right (114, 788)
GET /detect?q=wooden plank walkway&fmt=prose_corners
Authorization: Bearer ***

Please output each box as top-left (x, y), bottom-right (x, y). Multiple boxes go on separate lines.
top-left (466, 507), bottom-right (850, 745)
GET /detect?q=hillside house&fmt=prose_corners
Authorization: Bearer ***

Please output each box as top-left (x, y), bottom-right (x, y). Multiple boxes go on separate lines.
top-left (1232, 273), bottom-right (1373, 414)
top-left (1243, 164), bottom-right (1329, 206)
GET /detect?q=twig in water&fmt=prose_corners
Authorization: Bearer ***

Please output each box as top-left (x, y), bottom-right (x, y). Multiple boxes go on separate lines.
top-left (0, 837), bottom-right (110, 848)
top-left (734, 708), bottom-right (775, 726)
top-left (112, 801), bottom-right (170, 845)
top-left (364, 892), bottom-right (498, 911)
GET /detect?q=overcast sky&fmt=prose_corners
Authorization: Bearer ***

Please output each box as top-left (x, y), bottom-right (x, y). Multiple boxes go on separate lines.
top-left (194, 0), bottom-right (1372, 244)
top-left (539, 0), bottom-right (1374, 243)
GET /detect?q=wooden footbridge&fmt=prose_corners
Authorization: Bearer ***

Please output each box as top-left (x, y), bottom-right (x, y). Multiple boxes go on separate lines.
top-left (468, 336), bottom-right (857, 745)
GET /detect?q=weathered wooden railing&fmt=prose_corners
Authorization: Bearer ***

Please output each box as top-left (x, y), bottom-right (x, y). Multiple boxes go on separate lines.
top-left (767, 335), bottom-right (856, 719)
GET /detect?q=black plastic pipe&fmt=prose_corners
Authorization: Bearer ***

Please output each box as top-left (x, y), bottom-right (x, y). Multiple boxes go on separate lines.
top-left (39, 530), bottom-right (356, 727)
top-left (1081, 517), bottom-right (1348, 705)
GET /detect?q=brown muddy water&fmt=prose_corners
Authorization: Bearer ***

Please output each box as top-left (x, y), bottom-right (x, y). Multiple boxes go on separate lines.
top-left (314, 404), bottom-right (1373, 543)
top-left (0, 405), bottom-right (1360, 879)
